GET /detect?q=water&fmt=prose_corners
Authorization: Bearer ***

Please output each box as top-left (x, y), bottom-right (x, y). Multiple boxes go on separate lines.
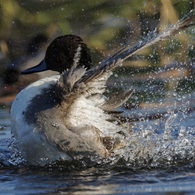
top-left (0, 92), bottom-right (195, 194)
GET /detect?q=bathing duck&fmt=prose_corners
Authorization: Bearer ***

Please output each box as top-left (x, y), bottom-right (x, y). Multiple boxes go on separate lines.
top-left (11, 14), bottom-right (194, 165)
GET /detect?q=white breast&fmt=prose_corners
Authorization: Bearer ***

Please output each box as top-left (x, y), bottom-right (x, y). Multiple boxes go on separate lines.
top-left (11, 75), bottom-right (72, 165)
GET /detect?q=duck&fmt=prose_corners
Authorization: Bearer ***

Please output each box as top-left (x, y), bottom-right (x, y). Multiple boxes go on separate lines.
top-left (10, 13), bottom-right (194, 166)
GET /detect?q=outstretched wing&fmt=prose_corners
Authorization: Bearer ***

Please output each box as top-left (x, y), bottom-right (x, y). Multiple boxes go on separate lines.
top-left (77, 11), bottom-right (195, 85)
top-left (59, 11), bottom-right (194, 110)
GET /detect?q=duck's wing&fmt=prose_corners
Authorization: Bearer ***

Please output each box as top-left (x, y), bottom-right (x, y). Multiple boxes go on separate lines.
top-left (77, 11), bottom-right (194, 85)
top-left (57, 11), bottom-right (194, 104)
top-left (70, 11), bottom-right (194, 111)
top-left (58, 11), bottom-right (194, 111)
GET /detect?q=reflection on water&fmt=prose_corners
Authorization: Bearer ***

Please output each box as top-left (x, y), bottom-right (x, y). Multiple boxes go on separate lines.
top-left (0, 90), bottom-right (195, 194)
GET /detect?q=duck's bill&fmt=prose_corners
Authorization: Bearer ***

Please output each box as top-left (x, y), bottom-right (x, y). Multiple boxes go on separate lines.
top-left (21, 60), bottom-right (47, 74)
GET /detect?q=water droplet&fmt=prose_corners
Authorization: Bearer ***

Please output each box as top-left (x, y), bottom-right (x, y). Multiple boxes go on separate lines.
top-left (179, 126), bottom-right (186, 137)
top-left (51, 122), bottom-right (59, 128)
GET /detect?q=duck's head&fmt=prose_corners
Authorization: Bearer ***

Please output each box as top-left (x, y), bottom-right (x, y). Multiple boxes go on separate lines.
top-left (21, 35), bottom-right (92, 74)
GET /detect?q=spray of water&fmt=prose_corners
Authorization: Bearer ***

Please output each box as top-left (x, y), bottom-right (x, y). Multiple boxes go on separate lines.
top-left (107, 102), bottom-right (195, 168)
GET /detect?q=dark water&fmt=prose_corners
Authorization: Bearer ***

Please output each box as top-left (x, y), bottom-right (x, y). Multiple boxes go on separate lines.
top-left (0, 90), bottom-right (195, 194)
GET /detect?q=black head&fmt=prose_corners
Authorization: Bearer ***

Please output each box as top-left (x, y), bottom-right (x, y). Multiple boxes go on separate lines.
top-left (21, 35), bottom-right (92, 74)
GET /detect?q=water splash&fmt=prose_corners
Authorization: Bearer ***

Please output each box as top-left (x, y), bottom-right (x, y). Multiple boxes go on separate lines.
top-left (111, 109), bottom-right (195, 168)
top-left (5, 94), bottom-right (195, 169)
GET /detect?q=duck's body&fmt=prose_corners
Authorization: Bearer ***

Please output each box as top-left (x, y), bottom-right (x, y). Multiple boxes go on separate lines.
top-left (11, 70), bottom-right (126, 165)
top-left (11, 13), bottom-right (194, 165)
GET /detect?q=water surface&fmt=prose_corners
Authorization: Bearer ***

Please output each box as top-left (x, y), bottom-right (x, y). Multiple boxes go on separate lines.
top-left (0, 90), bottom-right (195, 194)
